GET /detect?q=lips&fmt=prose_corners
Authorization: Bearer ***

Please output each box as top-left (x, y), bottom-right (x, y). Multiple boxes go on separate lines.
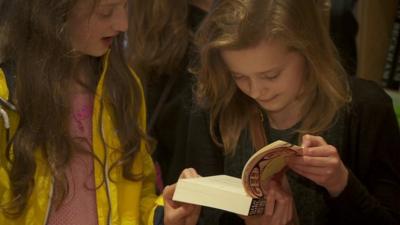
top-left (260, 95), bottom-right (278, 103)
top-left (101, 37), bottom-right (114, 46)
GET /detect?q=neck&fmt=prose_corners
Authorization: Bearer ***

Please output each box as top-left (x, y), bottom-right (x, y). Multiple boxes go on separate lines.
top-left (71, 56), bottom-right (98, 91)
top-left (190, 0), bottom-right (213, 12)
top-left (73, 55), bottom-right (90, 71)
top-left (266, 101), bottom-right (303, 130)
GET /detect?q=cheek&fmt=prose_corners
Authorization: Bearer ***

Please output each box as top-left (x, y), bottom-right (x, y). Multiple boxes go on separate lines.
top-left (67, 18), bottom-right (91, 44)
top-left (289, 74), bottom-right (305, 96)
top-left (68, 14), bottom-right (104, 41)
top-left (280, 72), bottom-right (304, 97)
top-left (86, 19), bottom-right (105, 35)
top-left (234, 80), bottom-right (250, 95)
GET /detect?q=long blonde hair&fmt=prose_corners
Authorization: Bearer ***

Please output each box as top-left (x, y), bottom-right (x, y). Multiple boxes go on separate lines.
top-left (195, 0), bottom-right (350, 154)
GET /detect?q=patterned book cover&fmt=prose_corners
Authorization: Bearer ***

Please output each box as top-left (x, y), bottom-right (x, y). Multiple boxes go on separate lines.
top-left (241, 140), bottom-right (302, 198)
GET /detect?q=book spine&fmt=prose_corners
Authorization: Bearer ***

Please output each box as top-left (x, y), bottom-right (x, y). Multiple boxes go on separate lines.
top-left (248, 198), bottom-right (266, 216)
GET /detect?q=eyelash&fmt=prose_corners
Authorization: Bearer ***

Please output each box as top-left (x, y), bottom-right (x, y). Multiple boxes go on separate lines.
top-left (232, 74), bottom-right (245, 80)
top-left (98, 9), bottom-right (113, 18)
top-left (98, 2), bottom-right (127, 18)
top-left (232, 72), bottom-right (281, 81)
top-left (262, 72), bottom-right (281, 80)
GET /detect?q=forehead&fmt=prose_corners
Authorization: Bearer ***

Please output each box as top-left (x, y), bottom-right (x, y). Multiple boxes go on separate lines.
top-left (221, 40), bottom-right (290, 73)
top-left (98, 0), bottom-right (126, 5)
top-left (70, 0), bottom-right (125, 17)
top-left (73, 0), bottom-right (124, 8)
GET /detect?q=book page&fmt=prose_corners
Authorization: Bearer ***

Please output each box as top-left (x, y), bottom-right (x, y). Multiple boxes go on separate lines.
top-left (173, 175), bottom-right (265, 215)
top-left (181, 175), bottom-right (247, 195)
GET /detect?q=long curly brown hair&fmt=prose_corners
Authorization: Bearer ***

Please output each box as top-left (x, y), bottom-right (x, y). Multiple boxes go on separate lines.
top-left (127, 0), bottom-right (191, 78)
top-left (3, 0), bottom-right (151, 216)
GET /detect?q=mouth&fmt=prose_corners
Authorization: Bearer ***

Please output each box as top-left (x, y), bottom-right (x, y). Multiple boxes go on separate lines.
top-left (259, 95), bottom-right (278, 103)
top-left (101, 36), bottom-right (115, 46)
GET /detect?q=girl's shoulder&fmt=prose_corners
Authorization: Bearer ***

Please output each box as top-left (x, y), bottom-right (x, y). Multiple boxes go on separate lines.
top-left (349, 77), bottom-right (393, 109)
top-left (344, 77), bottom-right (399, 133)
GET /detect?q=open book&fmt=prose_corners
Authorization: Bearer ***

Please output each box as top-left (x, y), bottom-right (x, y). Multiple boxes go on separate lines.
top-left (172, 140), bottom-right (302, 216)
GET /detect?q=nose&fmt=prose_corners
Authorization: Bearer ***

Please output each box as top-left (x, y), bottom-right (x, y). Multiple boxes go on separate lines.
top-left (248, 80), bottom-right (262, 99)
top-left (112, 6), bottom-right (128, 32)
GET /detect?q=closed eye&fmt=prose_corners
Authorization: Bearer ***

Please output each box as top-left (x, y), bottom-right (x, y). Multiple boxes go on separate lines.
top-left (231, 73), bottom-right (246, 80)
top-left (261, 71), bottom-right (281, 80)
top-left (97, 1), bottom-right (127, 17)
top-left (97, 7), bottom-right (113, 18)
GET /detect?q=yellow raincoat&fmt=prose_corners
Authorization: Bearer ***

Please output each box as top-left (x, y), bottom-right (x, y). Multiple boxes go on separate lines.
top-left (0, 52), bottom-right (163, 225)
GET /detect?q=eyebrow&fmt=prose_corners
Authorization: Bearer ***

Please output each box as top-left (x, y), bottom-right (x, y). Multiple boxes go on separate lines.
top-left (255, 69), bottom-right (280, 75)
top-left (99, 0), bottom-right (125, 6)
top-left (230, 67), bottom-right (281, 76)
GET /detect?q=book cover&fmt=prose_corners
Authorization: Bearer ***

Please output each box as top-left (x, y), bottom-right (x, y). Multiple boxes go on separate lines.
top-left (242, 140), bottom-right (302, 198)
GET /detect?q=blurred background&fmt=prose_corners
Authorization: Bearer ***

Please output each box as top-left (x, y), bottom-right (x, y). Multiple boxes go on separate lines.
top-left (356, 0), bottom-right (400, 125)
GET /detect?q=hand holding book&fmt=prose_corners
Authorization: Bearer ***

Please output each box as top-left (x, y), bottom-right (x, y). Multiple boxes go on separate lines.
top-left (240, 179), bottom-right (294, 225)
top-left (286, 135), bottom-right (349, 197)
top-left (164, 168), bottom-right (202, 225)
top-left (172, 140), bottom-right (302, 216)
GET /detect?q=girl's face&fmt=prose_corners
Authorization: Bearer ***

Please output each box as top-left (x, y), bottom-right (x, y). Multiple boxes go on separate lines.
top-left (67, 0), bottom-right (128, 57)
top-left (221, 39), bottom-right (306, 116)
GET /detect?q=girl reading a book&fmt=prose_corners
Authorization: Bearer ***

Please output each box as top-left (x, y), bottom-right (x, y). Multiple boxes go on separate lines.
top-left (193, 0), bottom-right (400, 224)
top-left (0, 0), bottom-right (200, 224)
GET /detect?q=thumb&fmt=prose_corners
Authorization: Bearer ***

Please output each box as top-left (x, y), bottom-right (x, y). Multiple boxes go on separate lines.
top-left (301, 134), bottom-right (311, 148)
top-left (163, 184), bottom-right (179, 208)
top-left (165, 204), bottom-right (196, 224)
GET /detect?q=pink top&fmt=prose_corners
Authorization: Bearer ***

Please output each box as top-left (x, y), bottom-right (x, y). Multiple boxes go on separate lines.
top-left (46, 91), bottom-right (98, 225)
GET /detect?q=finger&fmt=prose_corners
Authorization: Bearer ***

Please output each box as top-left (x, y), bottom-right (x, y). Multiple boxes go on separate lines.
top-left (277, 202), bottom-right (289, 225)
top-left (287, 200), bottom-right (293, 224)
top-left (302, 145), bottom-right (337, 157)
top-left (167, 204), bottom-right (194, 221)
top-left (276, 195), bottom-right (289, 225)
top-left (163, 184), bottom-right (175, 200)
top-left (263, 180), bottom-right (285, 217)
top-left (272, 201), bottom-right (285, 225)
top-left (301, 134), bottom-right (327, 148)
top-left (289, 163), bottom-right (334, 177)
top-left (288, 155), bottom-right (338, 167)
top-left (291, 167), bottom-right (328, 183)
top-left (163, 184), bottom-right (179, 208)
top-left (179, 168), bottom-right (200, 179)
top-left (270, 186), bottom-right (289, 225)
top-left (265, 191), bottom-right (276, 216)
top-left (186, 205), bottom-right (202, 225)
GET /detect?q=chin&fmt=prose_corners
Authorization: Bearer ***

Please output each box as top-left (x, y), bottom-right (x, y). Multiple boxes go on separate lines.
top-left (85, 47), bottom-right (110, 57)
top-left (259, 103), bottom-right (284, 113)
top-left (92, 50), bottom-right (109, 57)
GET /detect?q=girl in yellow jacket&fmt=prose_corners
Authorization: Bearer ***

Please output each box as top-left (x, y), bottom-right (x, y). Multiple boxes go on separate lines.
top-left (0, 0), bottom-right (200, 224)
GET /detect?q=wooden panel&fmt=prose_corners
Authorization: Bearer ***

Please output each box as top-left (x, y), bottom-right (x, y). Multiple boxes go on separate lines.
top-left (356, 0), bottom-right (398, 82)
